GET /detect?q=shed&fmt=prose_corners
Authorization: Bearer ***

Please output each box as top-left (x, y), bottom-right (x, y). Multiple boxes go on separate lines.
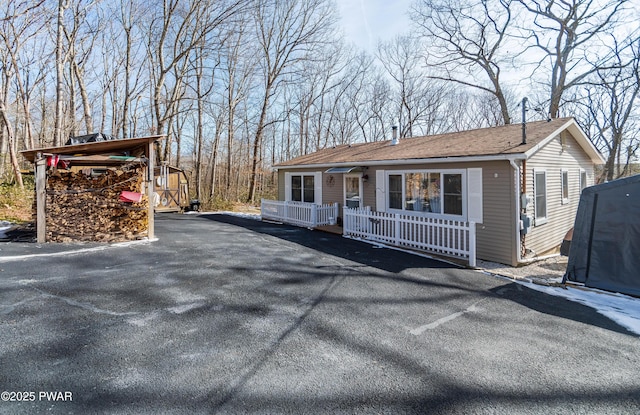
top-left (154, 164), bottom-right (190, 212)
top-left (564, 174), bottom-right (640, 296)
top-left (21, 135), bottom-right (164, 243)
top-left (268, 117), bottom-right (605, 266)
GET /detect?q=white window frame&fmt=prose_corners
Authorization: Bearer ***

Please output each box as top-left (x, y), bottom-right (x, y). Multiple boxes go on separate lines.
top-left (533, 169), bottom-right (548, 226)
top-left (579, 169), bottom-right (587, 192)
top-left (385, 169), bottom-right (467, 220)
top-left (284, 172), bottom-right (322, 204)
top-left (561, 169), bottom-right (570, 205)
top-left (386, 173), bottom-right (403, 210)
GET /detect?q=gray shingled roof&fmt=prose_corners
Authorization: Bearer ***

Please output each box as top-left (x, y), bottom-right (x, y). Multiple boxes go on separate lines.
top-left (276, 117), bottom-right (594, 167)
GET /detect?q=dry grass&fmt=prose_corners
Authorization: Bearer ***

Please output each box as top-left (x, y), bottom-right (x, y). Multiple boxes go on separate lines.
top-left (0, 183), bottom-right (34, 223)
top-left (229, 202), bottom-right (261, 214)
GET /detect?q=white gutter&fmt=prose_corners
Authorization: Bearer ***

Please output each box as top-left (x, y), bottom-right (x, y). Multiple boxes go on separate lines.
top-left (275, 154), bottom-right (527, 170)
top-left (510, 159), bottom-right (523, 264)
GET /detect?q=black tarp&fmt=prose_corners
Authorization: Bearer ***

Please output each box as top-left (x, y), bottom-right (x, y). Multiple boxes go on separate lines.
top-left (564, 174), bottom-right (640, 297)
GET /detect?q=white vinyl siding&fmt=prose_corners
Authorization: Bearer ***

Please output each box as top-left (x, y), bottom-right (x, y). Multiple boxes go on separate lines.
top-left (525, 131), bottom-right (594, 258)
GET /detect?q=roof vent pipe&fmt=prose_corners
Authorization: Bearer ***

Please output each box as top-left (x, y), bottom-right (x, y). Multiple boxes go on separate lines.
top-left (391, 125), bottom-right (399, 145)
top-left (521, 97), bottom-right (528, 145)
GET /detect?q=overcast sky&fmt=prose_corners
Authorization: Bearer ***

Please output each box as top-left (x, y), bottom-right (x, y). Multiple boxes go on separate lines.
top-left (337, 0), bottom-right (414, 53)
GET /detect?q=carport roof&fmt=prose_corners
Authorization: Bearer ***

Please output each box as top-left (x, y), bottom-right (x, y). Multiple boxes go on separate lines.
top-left (20, 135), bottom-right (165, 163)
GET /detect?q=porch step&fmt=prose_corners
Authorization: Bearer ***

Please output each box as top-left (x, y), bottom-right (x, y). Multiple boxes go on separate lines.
top-left (315, 224), bottom-right (343, 235)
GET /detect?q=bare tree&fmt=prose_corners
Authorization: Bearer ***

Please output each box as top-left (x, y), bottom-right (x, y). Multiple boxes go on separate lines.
top-left (0, 0), bottom-right (48, 151)
top-left (190, 40), bottom-right (220, 200)
top-left (54, 0), bottom-right (70, 146)
top-left (247, 0), bottom-right (337, 202)
top-left (0, 52), bottom-right (24, 188)
top-left (146, 0), bottom-right (242, 162)
top-left (0, 0), bottom-right (50, 186)
top-left (63, 0), bottom-right (103, 136)
top-left (516, 0), bottom-right (631, 118)
top-left (378, 35), bottom-right (451, 137)
top-left (412, 0), bottom-right (514, 124)
top-left (115, 0), bottom-right (147, 138)
top-left (345, 52), bottom-right (384, 142)
top-left (579, 37), bottom-right (640, 181)
top-left (219, 21), bottom-right (256, 198)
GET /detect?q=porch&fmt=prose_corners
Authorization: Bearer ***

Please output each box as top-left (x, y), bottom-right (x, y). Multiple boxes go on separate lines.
top-left (260, 200), bottom-right (476, 266)
top-left (343, 207), bottom-right (476, 267)
top-left (260, 199), bottom-right (339, 228)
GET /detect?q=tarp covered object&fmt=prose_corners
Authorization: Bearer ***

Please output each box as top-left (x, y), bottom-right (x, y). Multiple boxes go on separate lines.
top-left (565, 174), bottom-right (640, 297)
top-left (66, 133), bottom-right (117, 146)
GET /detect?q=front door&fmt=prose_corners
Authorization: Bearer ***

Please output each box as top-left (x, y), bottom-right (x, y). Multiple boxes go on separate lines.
top-left (344, 174), bottom-right (362, 208)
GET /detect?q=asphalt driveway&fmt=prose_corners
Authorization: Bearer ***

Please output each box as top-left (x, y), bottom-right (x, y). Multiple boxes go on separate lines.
top-left (0, 214), bottom-right (638, 414)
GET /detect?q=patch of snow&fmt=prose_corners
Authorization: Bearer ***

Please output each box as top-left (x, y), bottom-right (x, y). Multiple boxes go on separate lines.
top-left (0, 238), bottom-right (153, 262)
top-left (197, 211), bottom-right (262, 221)
top-left (0, 221), bottom-right (13, 239)
top-left (167, 302), bottom-right (205, 314)
top-left (518, 280), bottom-right (640, 336)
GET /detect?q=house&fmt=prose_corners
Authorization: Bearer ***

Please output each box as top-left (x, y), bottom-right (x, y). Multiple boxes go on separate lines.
top-left (267, 117), bottom-right (605, 266)
top-left (564, 174), bottom-right (640, 296)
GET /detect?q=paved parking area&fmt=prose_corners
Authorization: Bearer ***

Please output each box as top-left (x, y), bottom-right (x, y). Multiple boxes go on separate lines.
top-left (0, 214), bottom-right (638, 414)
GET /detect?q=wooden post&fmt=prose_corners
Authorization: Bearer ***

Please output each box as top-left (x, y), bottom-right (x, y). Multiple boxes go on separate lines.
top-left (35, 153), bottom-right (46, 243)
top-left (147, 141), bottom-right (155, 240)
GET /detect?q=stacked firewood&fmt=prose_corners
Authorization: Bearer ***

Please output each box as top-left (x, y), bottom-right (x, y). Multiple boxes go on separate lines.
top-left (43, 167), bottom-right (148, 242)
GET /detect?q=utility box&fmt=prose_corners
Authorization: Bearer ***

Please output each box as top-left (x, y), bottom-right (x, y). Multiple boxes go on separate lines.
top-left (520, 213), bottom-right (532, 235)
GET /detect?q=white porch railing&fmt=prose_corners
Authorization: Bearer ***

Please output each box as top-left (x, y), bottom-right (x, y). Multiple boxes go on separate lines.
top-left (343, 206), bottom-right (476, 266)
top-left (261, 200), bottom-right (339, 228)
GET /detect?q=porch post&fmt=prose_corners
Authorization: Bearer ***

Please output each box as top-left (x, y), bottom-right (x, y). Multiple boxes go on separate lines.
top-left (35, 153), bottom-right (46, 243)
top-left (469, 221), bottom-right (476, 267)
top-left (147, 140), bottom-right (155, 240)
top-left (342, 206), bottom-right (348, 234)
top-left (311, 203), bottom-right (317, 227)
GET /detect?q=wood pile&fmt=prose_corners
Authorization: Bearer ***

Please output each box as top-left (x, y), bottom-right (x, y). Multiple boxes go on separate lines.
top-left (42, 167), bottom-right (148, 242)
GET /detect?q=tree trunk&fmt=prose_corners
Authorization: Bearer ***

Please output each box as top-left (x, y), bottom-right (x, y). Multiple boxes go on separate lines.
top-left (72, 60), bottom-right (93, 134)
top-left (247, 93), bottom-right (270, 203)
top-left (0, 103), bottom-right (24, 188)
top-left (54, 0), bottom-right (68, 147)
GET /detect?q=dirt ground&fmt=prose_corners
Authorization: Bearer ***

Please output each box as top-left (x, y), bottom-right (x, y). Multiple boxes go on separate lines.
top-left (478, 255), bottom-right (568, 283)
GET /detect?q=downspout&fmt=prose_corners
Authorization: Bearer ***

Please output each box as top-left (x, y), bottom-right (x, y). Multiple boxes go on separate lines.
top-left (510, 158), bottom-right (523, 264)
top-left (521, 159), bottom-right (527, 257)
top-left (513, 158), bottom-right (556, 264)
